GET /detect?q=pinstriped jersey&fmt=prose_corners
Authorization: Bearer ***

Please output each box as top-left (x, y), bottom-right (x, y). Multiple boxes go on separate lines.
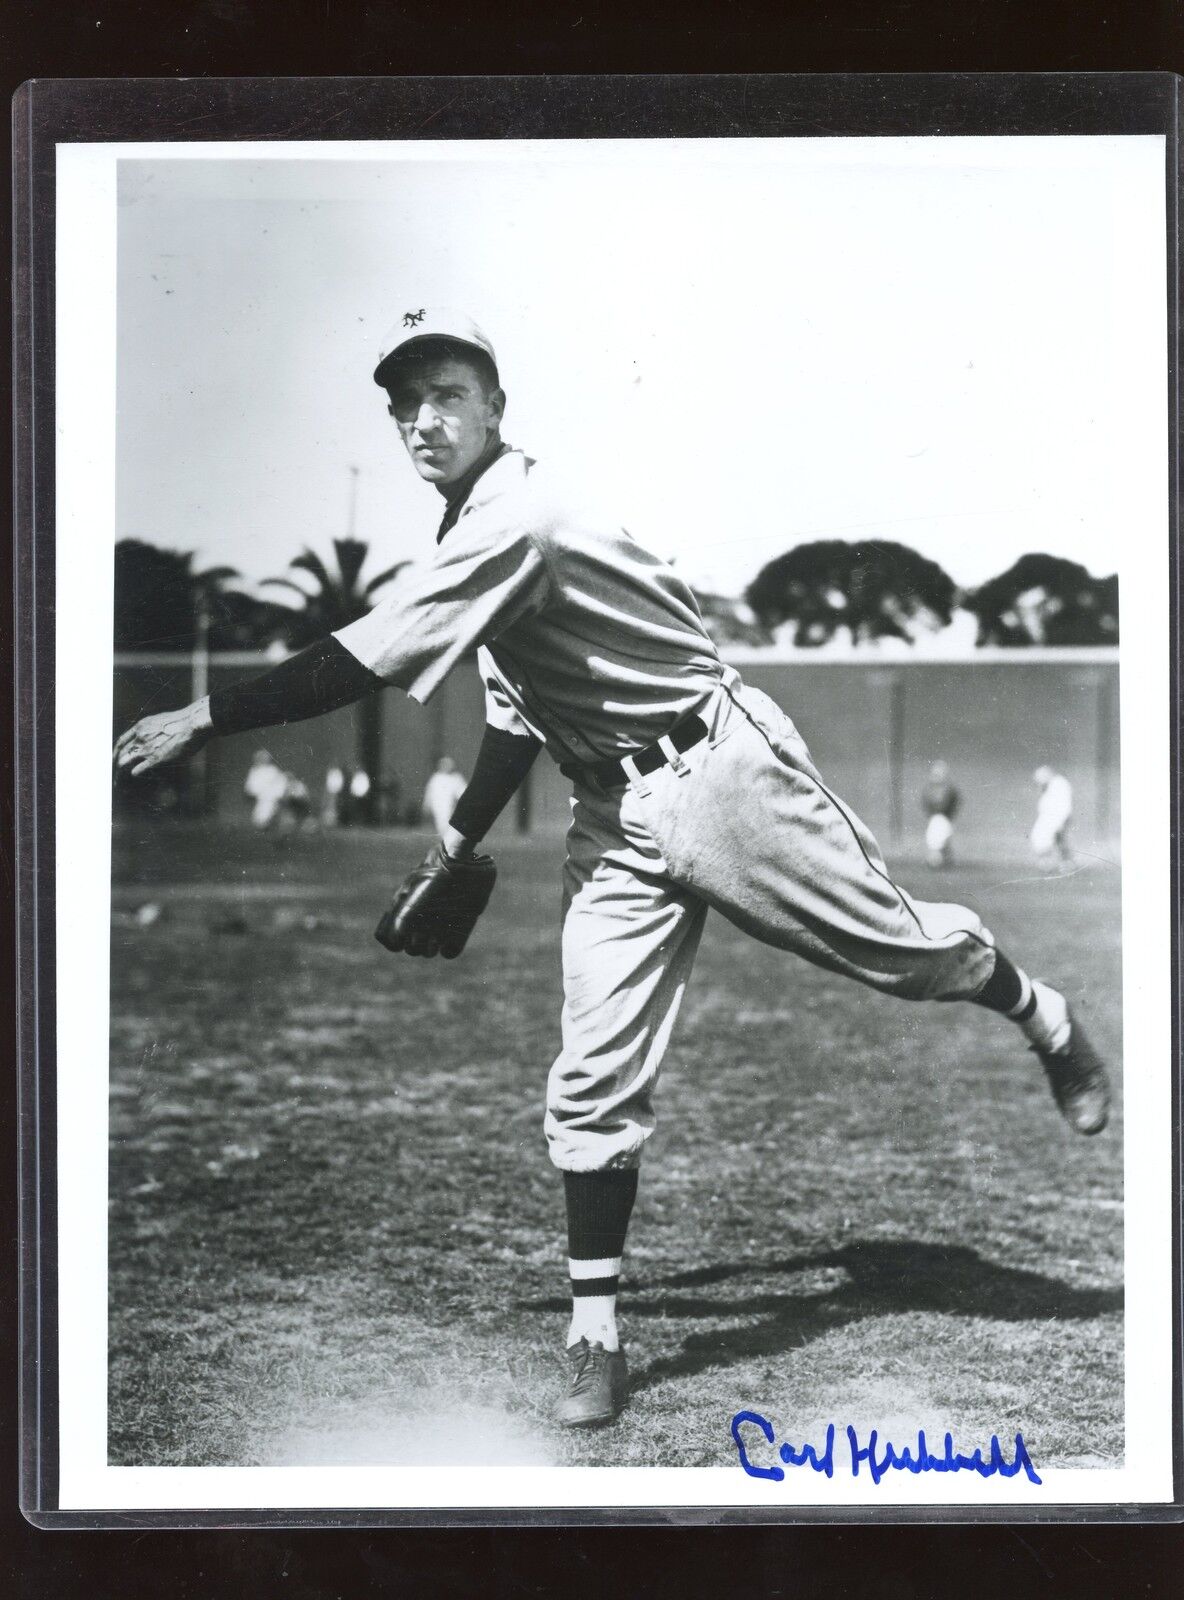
top-left (333, 448), bottom-right (724, 764)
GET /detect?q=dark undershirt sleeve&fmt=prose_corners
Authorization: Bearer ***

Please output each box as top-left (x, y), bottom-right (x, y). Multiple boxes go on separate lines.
top-left (449, 725), bottom-right (543, 845)
top-left (207, 636), bottom-right (383, 736)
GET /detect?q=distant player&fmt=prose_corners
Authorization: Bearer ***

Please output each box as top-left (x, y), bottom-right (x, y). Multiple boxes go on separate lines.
top-left (321, 765), bottom-right (346, 828)
top-left (115, 308), bottom-right (1112, 1431)
top-left (281, 772), bottom-right (314, 832)
top-left (1031, 765), bottom-right (1074, 872)
top-left (921, 759), bottom-right (960, 869)
top-left (348, 767), bottom-right (373, 826)
top-left (243, 749), bottom-right (287, 830)
top-left (422, 756), bottom-right (468, 835)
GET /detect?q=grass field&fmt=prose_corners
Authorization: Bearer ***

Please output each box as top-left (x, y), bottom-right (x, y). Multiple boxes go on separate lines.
top-left (109, 821), bottom-right (1123, 1474)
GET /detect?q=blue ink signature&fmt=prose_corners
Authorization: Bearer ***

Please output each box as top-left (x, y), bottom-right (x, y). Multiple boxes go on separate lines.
top-left (730, 1411), bottom-right (1042, 1486)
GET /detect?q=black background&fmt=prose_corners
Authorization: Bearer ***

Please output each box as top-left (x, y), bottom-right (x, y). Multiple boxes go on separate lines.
top-left (4, 2), bottom-right (1183, 1596)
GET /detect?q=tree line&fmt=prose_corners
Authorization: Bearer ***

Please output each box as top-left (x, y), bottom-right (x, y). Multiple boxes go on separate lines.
top-left (113, 535), bottom-right (1119, 657)
top-left (741, 541), bottom-right (1118, 649)
top-left (112, 537), bottom-right (406, 653)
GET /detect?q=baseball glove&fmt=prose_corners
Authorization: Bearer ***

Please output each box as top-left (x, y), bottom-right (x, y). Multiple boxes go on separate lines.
top-left (374, 844), bottom-right (497, 959)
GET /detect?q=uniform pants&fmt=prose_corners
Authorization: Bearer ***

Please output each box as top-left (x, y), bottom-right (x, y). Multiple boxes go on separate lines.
top-left (544, 671), bottom-right (998, 1173)
top-left (925, 813), bottom-right (955, 854)
top-left (1031, 816), bottom-right (1072, 860)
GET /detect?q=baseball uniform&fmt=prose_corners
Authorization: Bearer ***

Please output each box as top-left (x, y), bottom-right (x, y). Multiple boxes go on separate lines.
top-left (244, 751), bottom-right (288, 830)
top-left (334, 448), bottom-right (997, 1172)
top-left (1031, 771), bottom-right (1073, 862)
top-left (114, 316), bottom-right (1112, 1429)
top-left (922, 773), bottom-right (961, 862)
top-left (422, 763), bottom-right (469, 834)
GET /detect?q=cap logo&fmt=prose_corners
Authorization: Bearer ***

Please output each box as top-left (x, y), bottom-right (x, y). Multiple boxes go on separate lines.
top-left (402, 308), bottom-right (427, 328)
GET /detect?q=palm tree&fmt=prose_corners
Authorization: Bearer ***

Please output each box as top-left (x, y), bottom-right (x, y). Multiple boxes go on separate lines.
top-left (113, 538), bottom-right (243, 651)
top-left (264, 538), bottom-right (409, 815)
top-left (263, 538), bottom-right (408, 642)
top-left (114, 539), bottom-right (257, 816)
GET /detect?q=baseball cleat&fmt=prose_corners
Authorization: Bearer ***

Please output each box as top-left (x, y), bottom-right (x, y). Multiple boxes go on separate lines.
top-left (1034, 1007), bottom-right (1111, 1135)
top-left (556, 1338), bottom-right (629, 1428)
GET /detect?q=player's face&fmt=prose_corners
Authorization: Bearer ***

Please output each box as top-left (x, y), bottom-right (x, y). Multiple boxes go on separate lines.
top-left (386, 357), bottom-right (505, 488)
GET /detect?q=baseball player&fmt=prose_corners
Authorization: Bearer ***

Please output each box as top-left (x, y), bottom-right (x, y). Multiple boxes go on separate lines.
top-left (114, 309), bottom-right (1112, 1430)
top-left (422, 756), bottom-right (468, 835)
top-left (243, 749), bottom-right (287, 830)
top-left (1030, 764), bottom-right (1074, 872)
top-left (921, 759), bottom-right (960, 868)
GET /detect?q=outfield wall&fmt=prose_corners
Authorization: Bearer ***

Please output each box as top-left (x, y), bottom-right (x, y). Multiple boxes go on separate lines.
top-left (113, 650), bottom-right (1119, 856)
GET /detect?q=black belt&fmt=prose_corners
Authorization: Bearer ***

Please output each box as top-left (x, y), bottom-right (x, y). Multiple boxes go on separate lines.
top-left (580, 713), bottom-right (709, 790)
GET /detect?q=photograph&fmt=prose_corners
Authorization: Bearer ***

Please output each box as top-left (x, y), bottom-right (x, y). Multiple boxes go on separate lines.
top-left (46, 126), bottom-right (1173, 1515)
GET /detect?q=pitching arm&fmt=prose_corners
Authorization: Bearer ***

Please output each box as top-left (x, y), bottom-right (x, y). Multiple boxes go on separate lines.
top-left (113, 635), bottom-right (382, 777)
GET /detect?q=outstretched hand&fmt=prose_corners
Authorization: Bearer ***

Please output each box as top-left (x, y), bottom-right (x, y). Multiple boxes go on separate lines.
top-left (113, 698), bottom-right (214, 777)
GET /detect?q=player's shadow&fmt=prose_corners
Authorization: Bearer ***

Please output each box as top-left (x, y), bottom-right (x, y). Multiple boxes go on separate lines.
top-left (519, 1239), bottom-right (1122, 1393)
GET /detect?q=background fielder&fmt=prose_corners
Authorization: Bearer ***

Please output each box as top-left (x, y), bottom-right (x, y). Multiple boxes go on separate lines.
top-left (114, 308), bottom-right (1112, 1430)
top-left (1031, 764), bottom-right (1075, 872)
top-left (921, 759), bottom-right (961, 869)
top-left (422, 756), bottom-right (469, 835)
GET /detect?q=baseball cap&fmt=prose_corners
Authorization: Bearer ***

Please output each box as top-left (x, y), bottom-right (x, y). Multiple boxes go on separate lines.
top-left (373, 307), bottom-right (498, 388)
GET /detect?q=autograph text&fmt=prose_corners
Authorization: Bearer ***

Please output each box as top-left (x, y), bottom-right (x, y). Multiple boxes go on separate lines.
top-left (730, 1411), bottom-right (1042, 1487)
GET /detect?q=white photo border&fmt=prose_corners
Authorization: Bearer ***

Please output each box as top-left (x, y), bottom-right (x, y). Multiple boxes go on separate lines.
top-left (53, 134), bottom-right (1174, 1515)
